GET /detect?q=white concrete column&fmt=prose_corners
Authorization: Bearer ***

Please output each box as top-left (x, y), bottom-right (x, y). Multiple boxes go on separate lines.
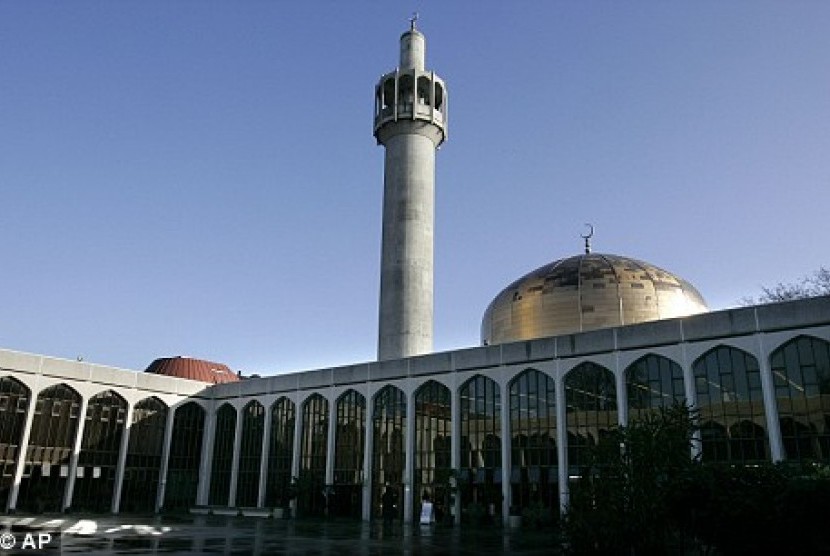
top-left (228, 406), bottom-right (244, 507)
top-left (361, 388), bottom-right (374, 521)
top-left (499, 380), bottom-right (511, 526)
top-left (111, 402), bottom-right (134, 513)
top-left (155, 404), bottom-right (176, 512)
top-left (450, 380), bottom-right (461, 523)
top-left (325, 394), bottom-right (336, 487)
top-left (756, 333), bottom-right (784, 461)
top-left (615, 355), bottom-right (628, 427)
top-left (62, 396), bottom-right (89, 511)
top-left (290, 400), bottom-right (302, 517)
top-left (403, 388), bottom-right (415, 523)
top-left (256, 403), bottom-right (273, 508)
top-left (324, 394), bottom-right (337, 516)
top-left (556, 371), bottom-right (569, 515)
top-left (291, 399), bottom-right (302, 480)
top-left (196, 406), bottom-right (217, 506)
top-left (680, 340), bottom-right (701, 460)
top-left (7, 391), bottom-right (36, 512)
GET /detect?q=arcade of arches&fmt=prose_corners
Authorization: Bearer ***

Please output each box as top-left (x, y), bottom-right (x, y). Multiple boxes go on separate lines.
top-left (0, 334), bottom-right (828, 522)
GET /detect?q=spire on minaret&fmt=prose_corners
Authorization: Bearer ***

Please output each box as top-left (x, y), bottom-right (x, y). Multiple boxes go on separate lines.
top-left (399, 15), bottom-right (426, 71)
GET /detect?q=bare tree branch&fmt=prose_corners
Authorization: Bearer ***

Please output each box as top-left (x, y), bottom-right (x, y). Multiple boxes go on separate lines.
top-left (741, 266), bottom-right (830, 305)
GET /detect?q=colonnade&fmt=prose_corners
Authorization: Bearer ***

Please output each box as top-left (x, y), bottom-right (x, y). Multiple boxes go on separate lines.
top-left (0, 325), bottom-right (828, 523)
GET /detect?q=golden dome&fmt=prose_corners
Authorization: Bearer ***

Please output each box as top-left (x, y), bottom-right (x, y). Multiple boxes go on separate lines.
top-left (481, 253), bottom-right (708, 345)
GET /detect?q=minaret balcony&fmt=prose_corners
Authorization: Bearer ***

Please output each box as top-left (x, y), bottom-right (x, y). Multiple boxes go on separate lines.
top-left (374, 101), bottom-right (445, 131)
top-left (373, 69), bottom-right (447, 138)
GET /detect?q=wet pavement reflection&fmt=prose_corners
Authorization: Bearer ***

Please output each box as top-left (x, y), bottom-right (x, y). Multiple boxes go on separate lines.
top-left (1, 514), bottom-right (558, 555)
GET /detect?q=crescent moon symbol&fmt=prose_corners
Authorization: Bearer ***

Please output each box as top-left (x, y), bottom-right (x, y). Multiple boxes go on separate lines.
top-left (580, 223), bottom-right (594, 240)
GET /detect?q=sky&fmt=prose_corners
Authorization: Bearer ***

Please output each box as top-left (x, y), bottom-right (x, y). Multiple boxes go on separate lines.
top-left (1, 1), bottom-right (829, 375)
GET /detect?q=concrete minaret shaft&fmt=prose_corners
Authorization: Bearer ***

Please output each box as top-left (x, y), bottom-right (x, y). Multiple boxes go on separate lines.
top-left (374, 22), bottom-right (447, 360)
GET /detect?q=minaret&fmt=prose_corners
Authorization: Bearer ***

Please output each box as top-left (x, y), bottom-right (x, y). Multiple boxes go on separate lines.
top-left (374, 17), bottom-right (448, 360)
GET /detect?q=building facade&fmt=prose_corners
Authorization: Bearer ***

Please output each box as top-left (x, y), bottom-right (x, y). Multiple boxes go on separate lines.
top-left (1, 296), bottom-right (828, 523)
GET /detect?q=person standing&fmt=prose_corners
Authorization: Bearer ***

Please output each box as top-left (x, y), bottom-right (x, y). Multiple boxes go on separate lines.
top-left (382, 484), bottom-right (396, 526)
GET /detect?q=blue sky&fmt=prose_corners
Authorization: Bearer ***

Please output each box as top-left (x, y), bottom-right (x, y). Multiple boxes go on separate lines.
top-left (2, 2), bottom-right (828, 375)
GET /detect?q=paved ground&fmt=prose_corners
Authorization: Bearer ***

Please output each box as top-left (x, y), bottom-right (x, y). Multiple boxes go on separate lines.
top-left (0, 514), bottom-right (560, 555)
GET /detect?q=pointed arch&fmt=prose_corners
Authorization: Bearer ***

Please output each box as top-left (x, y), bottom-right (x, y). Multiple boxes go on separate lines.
top-left (693, 345), bottom-right (768, 462)
top-left (458, 374), bottom-right (502, 519)
top-left (371, 385), bottom-right (406, 520)
top-left (121, 396), bottom-right (168, 513)
top-left (299, 393), bottom-right (328, 517)
top-left (564, 362), bottom-right (617, 472)
top-left (625, 353), bottom-right (686, 422)
top-left (208, 403), bottom-right (237, 505)
top-left (509, 368), bottom-right (557, 514)
top-left (414, 380), bottom-right (451, 519)
top-left (165, 401), bottom-right (205, 510)
top-left (265, 397), bottom-right (295, 508)
top-left (333, 389), bottom-right (365, 518)
top-left (236, 400), bottom-right (265, 507)
top-left (17, 383), bottom-right (82, 512)
top-left (0, 376), bottom-right (30, 511)
top-left (770, 335), bottom-right (830, 462)
top-left (69, 389), bottom-right (129, 512)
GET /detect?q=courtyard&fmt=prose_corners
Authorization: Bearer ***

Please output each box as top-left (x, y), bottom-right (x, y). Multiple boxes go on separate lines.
top-left (0, 514), bottom-right (558, 555)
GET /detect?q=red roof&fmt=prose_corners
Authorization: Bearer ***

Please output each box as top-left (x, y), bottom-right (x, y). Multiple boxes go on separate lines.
top-left (144, 356), bottom-right (240, 384)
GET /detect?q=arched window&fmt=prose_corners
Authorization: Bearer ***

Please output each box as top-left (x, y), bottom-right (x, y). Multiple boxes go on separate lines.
top-left (371, 385), bottom-right (406, 520)
top-left (165, 402), bottom-right (205, 510)
top-left (18, 383), bottom-right (82, 513)
top-left (236, 400), bottom-right (265, 507)
top-left (435, 82), bottom-right (445, 112)
top-left (417, 75), bottom-right (432, 106)
top-left (509, 369), bottom-right (557, 514)
top-left (693, 346), bottom-right (768, 462)
top-left (382, 77), bottom-right (395, 113)
top-left (299, 393), bottom-right (328, 517)
top-left (122, 397), bottom-right (167, 513)
top-left (770, 335), bottom-right (830, 462)
top-left (0, 376), bottom-right (29, 511)
top-left (625, 354), bottom-right (686, 422)
top-left (71, 390), bottom-right (128, 512)
top-left (414, 381), bottom-right (451, 519)
top-left (208, 403), bottom-right (237, 505)
top-left (265, 397), bottom-right (295, 508)
top-left (565, 362), bottom-right (617, 472)
top-left (333, 390), bottom-right (365, 518)
top-left (458, 375), bottom-right (501, 519)
top-left (397, 74), bottom-right (414, 114)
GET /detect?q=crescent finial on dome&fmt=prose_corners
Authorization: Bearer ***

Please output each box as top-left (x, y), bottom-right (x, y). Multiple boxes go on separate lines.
top-left (580, 223), bottom-right (594, 254)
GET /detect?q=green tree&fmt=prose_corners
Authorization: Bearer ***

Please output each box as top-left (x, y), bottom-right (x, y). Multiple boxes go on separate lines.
top-left (563, 403), bottom-right (830, 554)
top-left (562, 403), bottom-right (698, 555)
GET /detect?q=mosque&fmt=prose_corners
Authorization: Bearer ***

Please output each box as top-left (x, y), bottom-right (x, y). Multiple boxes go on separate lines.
top-left (0, 22), bottom-right (828, 525)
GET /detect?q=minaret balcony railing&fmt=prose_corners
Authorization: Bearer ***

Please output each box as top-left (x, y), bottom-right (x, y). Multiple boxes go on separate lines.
top-left (373, 106), bottom-right (445, 135)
